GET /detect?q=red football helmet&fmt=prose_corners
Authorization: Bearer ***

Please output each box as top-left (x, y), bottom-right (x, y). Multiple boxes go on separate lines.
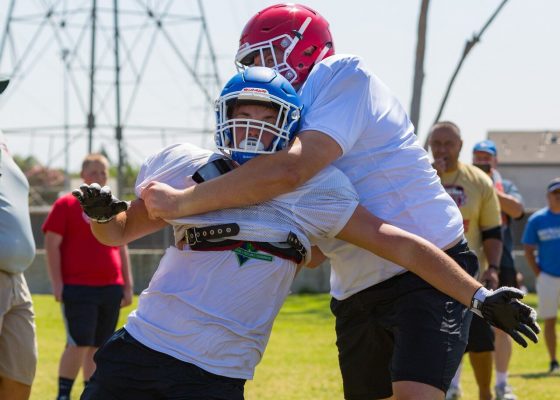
top-left (236, 3), bottom-right (335, 87)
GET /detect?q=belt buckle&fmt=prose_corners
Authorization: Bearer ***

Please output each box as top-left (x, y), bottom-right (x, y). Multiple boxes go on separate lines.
top-left (186, 227), bottom-right (202, 246)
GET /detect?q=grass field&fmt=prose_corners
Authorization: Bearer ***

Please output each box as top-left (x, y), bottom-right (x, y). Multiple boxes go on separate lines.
top-left (30, 293), bottom-right (559, 399)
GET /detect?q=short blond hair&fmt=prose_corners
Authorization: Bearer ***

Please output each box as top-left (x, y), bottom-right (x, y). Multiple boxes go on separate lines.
top-left (81, 153), bottom-right (109, 172)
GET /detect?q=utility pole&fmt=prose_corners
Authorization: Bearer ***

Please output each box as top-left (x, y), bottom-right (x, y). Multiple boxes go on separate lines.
top-left (410, 0), bottom-right (430, 134)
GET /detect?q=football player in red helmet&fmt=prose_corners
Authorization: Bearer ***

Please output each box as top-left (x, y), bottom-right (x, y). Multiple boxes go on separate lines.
top-left (141, 5), bottom-right (539, 400)
top-left (235, 3), bottom-right (334, 88)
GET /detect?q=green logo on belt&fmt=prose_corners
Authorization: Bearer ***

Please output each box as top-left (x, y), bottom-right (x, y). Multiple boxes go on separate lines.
top-left (234, 242), bottom-right (273, 266)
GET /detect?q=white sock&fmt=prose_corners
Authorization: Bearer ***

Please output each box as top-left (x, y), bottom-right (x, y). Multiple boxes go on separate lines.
top-left (450, 361), bottom-right (463, 389)
top-left (495, 371), bottom-right (508, 386)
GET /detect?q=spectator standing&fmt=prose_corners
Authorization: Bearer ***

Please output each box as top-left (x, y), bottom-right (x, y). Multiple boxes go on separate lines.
top-left (429, 122), bottom-right (502, 400)
top-left (473, 139), bottom-right (525, 399)
top-left (43, 154), bottom-right (133, 400)
top-left (0, 76), bottom-right (37, 400)
top-left (522, 177), bottom-right (560, 374)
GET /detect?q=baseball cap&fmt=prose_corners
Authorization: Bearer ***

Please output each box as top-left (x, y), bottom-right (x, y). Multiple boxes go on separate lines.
top-left (473, 139), bottom-right (497, 156)
top-left (547, 178), bottom-right (560, 193)
top-left (0, 75), bottom-right (9, 94)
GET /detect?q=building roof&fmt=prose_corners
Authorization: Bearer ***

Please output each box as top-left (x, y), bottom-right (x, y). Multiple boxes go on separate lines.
top-left (488, 130), bottom-right (560, 164)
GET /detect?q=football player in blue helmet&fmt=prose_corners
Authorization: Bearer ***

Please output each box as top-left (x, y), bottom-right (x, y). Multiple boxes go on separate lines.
top-left (215, 66), bottom-right (302, 165)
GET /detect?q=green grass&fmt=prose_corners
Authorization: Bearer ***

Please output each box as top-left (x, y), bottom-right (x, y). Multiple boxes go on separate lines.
top-left (30, 293), bottom-right (559, 399)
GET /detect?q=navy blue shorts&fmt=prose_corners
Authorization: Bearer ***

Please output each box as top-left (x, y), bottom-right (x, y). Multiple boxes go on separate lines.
top-left (331, 239), bottom-right (479, 400)
top-left (62, 285), bottom-right (123, 347)
top-left (80, 328), bottom-right (246, 400)
top-left (499, 267), bottom-right (518, 288)
top-left (465, 313), bottom-right (495, 353)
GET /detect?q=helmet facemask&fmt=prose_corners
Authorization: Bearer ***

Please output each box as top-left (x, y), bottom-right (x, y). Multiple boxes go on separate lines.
top-left (236, 33), bottom-right (299, 84)
top-left (215, 92), bottom-right (300, 165)
top-left (236, 4), bottom-right (335, 87)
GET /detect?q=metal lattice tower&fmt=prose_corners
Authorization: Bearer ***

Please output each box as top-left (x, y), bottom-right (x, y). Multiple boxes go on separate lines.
top-left (0, 0), bottom-right (222, 195)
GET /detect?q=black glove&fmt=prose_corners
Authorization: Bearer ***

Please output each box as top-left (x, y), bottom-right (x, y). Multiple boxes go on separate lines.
top-left (471, 286), bottom-right (540, 348)
top-left (72, 183), bottom-right (129, 223)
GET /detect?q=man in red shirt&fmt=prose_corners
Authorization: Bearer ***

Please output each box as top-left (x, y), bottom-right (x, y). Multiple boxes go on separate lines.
top-left (42, 153), bottom-right (133, 400)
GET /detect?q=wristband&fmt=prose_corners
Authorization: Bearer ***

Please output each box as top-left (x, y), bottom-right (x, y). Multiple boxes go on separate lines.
top-left (470, 286), bottom-right (492, 317)
top-left (488, 264), bottom-right (500, 274)
top-left (90, 215), bottom-right (115, 224)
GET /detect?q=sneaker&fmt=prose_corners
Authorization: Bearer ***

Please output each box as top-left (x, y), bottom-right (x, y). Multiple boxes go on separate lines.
top-left (445, 385), bottom-right (462, 400)
top-left (550, 360), bottom-right (560, 373)
top-left (495, 383), bottom-right (517, 400)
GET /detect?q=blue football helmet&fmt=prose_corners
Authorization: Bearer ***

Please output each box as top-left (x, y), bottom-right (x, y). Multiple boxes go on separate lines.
top-left (215, 66), bottom-right (302, 165)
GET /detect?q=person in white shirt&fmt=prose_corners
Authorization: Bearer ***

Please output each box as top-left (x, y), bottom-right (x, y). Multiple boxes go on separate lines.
top-left (77, 67), bottom-right (537, 400)
top-left (137, 5), bottom-right (540, 400)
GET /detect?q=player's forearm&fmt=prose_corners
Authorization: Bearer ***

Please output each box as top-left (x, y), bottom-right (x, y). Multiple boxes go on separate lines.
top-left (120, 246), bottom-right (133, 288)
top-left (44, 234), bottom-right (63, 286)
top-left (174, 152), bottom-right (303, 217)
top-left (92, 199), bottom-right (167, 245)
top-left (497, 192), bottom-right (524, 219)
top-left (482, 237), bottom-right (502, 267)
top-left (91, 215), bottom-right (128, 246)
top-left (146, 131), bottom-right (342, 219)
top-left (336, 206), bottom-right (480, 306)
top-left (375, 227), bottom-right (480, 306)
top-left (523, 246), bottom-right (540, 275)
top-left (45, 248), bottom-right (63, 286)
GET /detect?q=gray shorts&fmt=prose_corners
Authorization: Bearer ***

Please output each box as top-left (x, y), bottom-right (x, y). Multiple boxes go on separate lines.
top-left (0, 272), bottom-right (37, 385)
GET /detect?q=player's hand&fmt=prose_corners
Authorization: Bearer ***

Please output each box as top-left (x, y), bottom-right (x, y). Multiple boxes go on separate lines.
top-left (432, 158), bottom-right (447, 175)
top-left (52, 281), bottom-right (63, 302)
top-left (479, 287), bottom-right (540, 347)
top-left (72, 183), bottom-right (129, 223)
top-left (141, 181), bottom-right (185, 220)
top-left (481, 268), bottom-right (499, 290)
top-left (121, 285), bottom-right (133, 308)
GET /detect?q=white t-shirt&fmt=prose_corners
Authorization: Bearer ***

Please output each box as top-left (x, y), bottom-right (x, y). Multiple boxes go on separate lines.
top-left (299, 54), bottom-right (464, 300)
top-left (125, 142), bottom-right (359, 379)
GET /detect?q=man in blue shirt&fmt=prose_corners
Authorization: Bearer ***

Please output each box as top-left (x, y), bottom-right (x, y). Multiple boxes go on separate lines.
top-left (523, 178), bottom-right (560, 373)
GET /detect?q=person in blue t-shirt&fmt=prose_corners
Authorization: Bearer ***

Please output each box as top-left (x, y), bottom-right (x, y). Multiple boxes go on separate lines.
top-left (523, 177), bottom-right (560, 374)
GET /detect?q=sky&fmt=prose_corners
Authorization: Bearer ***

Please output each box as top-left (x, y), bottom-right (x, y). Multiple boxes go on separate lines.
top-left (0, 0), bottom-right (559, 172)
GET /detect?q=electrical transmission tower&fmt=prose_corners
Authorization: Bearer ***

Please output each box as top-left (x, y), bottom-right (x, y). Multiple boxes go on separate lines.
top-left (0, 0), bottom-right (222, 195)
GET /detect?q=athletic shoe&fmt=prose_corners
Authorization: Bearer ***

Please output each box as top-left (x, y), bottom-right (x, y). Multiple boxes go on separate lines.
top-left (445, 385), bottom-right (462, 400)
top-left (495, 383), bottom-right (517, 400)
top-left (550, 360), bottom-right (560, 373)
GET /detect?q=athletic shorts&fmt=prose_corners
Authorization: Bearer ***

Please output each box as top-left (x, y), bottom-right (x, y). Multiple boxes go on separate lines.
top-left (0, 272), bottom-right (37, 385)
top-left (81, 328), bottom-right (246, 400)
top-left (536, 272), bottom-right (560, 319)
top-left (331, 238), bottom-right (478, 400)
top-left (62, 284), bottom-right (123, 347)
top-left (499, 267), bottom-right (518, 288)
top-left (465, 313), bottom-right (494, 353)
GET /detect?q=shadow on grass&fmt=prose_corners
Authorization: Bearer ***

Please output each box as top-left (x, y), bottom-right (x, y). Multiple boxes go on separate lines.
top-left (510, 372), bottom-right (560, 380)
top-left (281, 308), bottom-right (334, 320)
